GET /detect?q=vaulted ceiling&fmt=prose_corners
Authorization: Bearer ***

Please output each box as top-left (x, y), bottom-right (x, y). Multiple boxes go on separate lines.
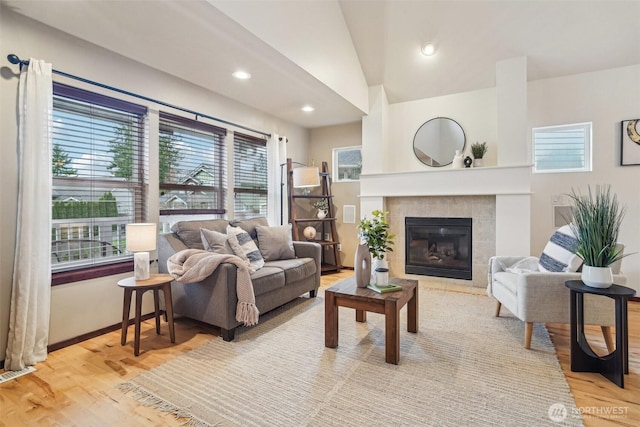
top-left (4, 0), bottom-right (640, 128)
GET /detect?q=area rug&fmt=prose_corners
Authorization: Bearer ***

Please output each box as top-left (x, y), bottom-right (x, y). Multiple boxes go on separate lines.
top-left (118, 287), bottom-right (583, 426)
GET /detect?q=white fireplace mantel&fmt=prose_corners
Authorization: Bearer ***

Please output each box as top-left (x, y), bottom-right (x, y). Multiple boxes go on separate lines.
top-left (359, 164), bottom-right (532, 198)
top-left (359, 165), bottom-right (532, 256)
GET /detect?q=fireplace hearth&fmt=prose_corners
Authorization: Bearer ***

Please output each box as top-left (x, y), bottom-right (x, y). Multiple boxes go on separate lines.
top-left (405, 217), bottom-right (472, 280)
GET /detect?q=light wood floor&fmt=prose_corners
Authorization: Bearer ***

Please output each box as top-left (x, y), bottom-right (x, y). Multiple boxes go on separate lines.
top-left (1, 271), bottom-right (638, 426)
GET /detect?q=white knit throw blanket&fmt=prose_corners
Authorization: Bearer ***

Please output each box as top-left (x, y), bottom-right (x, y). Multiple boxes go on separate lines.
top-left (166, 249), bottom-right (260, 326)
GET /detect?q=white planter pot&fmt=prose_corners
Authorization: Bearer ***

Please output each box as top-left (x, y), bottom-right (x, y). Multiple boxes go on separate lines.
top-left (372, 257), bottom-right (388, 283)
top-left (317, 210), bottom-right (327, 219)
top-left (581, 265), bottom-right (613, 288)
top-left (473, 158), bottom-right (484, 167)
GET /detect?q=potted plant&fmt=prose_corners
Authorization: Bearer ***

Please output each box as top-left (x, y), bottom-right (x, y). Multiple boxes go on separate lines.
top-left (568, 185), bottom-right (627, 288)
top-left (471, 141), bottom-right (488, 167)
top-left (357, 210), bottom-right (395, 285)
top-left (312, 199), bottom-right (328, 219)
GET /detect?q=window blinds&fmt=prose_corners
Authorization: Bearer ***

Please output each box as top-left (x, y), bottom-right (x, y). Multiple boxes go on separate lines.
top-left (233, 132), bottom-right (268, 219)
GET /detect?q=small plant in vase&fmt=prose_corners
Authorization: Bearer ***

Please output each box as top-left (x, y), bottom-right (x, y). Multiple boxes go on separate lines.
top-left (568, 185), bottom-right (628, 288)
top-left (357, 210), bottom-right (395, 285)
top-left (312, 199), bottom-right (328, 219)
top-left (471, 141), bottom-right (487, 167)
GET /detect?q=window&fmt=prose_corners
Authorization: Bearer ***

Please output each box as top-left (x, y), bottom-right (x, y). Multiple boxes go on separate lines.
top-left (533, 123), bottom-right (591, 173)
top-left (333, 146), bottom-right (362, 182)
top-left (159, 113), bottom-right (227, 215)
top-left (233, 132), bottom-right (267, 219)
top-left (51, 83), bottom-right (147, 278)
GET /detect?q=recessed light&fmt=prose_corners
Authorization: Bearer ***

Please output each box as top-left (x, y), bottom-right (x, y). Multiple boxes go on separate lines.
top-left (421, 43), bottom-right (436, 56)
top-left (232, 70), bottom-right (251, 80)
top-left (301, 105), bottom-right (315, 112)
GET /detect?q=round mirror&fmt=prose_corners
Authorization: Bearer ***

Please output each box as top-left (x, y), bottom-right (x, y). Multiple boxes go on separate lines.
top-left (413, 117), bottom-right (466, 167)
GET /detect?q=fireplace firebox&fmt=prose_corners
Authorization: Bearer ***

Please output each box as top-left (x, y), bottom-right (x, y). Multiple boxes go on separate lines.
top-left (405, 217), bottom-right (472, 280)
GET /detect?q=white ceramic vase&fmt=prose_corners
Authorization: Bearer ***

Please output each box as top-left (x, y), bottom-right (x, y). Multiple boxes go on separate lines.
top-left (473, 158), bottom-right (484, 167)
top-left (581, 265), bottom-right (613, 288)
top-left (317, 210), bottom-right (327, 219)
top-left (354, 243), bottom-right (371, 288)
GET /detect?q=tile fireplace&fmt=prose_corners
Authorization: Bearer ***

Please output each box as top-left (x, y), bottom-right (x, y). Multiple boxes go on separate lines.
top-left (405, 217), bottom-right (472, 280)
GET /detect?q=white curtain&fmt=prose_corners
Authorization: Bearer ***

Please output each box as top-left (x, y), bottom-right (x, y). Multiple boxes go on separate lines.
top-left (266, 134), bottom-right (287, 226)
top-left (5, 59), bottom-right (53, 370)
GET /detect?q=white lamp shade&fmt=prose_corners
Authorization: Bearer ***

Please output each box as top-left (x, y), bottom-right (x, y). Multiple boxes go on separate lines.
top-left (126, 223), bottom-right (157, 252)
top-left (293, 166), bottom-right (320, 188)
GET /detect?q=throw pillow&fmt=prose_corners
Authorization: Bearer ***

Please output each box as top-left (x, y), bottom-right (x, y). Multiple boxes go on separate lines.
top-left (226, 225), bottom-right (265, 272)
top-left (171, 219), bottom-right (229, 250)
top-left (200, 228), bottom-right (232, 254)
top-left (256, 224), bottom-right (295, 261)
top-left (538, 224), bottom-right (582, 272)
top-left (230, 217), bottom-right (269, 240)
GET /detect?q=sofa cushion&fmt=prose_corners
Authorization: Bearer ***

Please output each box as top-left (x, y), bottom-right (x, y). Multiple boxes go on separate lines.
top-left (256, 224), bottom-right (295, 261)
top-left (171, 219), bottom-right (229, 250)
top-left (538, 225), bottom-right (582, 272)
top-left (265, 258), bottom-right (317, 284)
top-left (227, 225), bottom-right (265, 273)
top-left (230, 217), bottom-right (269, 240)
top-left (200, 228), bottom-right (232, 254)
top-left (250, 266), bottom-right (286, 296)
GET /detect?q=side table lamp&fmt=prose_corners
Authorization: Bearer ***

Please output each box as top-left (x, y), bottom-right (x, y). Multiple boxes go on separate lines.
top-left (293, 165), bottom-right (320, 195)
top-left (126, 223), bottom-right (157, 280)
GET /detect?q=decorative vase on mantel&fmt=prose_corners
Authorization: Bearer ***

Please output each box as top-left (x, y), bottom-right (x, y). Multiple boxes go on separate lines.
top-left (354, 243), bottom-right (371, 288)
top-left (581, 265), bottom-right (613, 289)
top-left (473, 158), bottom-right (484, 168)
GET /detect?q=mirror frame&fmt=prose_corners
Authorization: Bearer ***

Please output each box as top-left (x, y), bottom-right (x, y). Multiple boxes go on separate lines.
top-left (412, 117), bottom-right (466, 167)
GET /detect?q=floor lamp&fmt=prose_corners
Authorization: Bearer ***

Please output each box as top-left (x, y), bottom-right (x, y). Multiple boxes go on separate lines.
top-left (280, 161), bottom-right (320, 225)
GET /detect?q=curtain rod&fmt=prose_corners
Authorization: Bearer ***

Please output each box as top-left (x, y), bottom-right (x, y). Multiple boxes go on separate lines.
top-left (7, 54), bottom-right (271, 138)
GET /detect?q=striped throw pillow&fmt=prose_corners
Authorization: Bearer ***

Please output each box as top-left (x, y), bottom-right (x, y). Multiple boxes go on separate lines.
top-left (227, 225), bottom-right (265, 273)
top-left (538, 225), bottom-right (582, 272)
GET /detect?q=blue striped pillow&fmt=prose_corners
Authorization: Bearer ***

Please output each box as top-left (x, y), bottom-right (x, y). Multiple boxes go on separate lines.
top-left (538, 225), bottom-right (582, 272)
top-left (226, 225), bottom-right (265, 273)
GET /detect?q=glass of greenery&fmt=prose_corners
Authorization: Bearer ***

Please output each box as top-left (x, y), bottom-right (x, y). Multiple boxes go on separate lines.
top-left (357, 210), bottom-right (395, 261)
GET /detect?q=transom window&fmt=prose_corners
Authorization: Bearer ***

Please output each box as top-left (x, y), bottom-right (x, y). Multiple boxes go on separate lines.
top-left (51, 83), bottom-right (147, 278)
top-left (532, 123), bottom-right (592, 173)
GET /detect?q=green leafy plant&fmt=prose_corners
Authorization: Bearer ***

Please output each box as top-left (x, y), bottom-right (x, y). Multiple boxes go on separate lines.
top-left (568, 185), bottom-right (627, 267)
top-left (312, 199), bottom-right (328, 211)
top-left (357, 210), bottom-right (395, 260)
top-left (471, 141), bottom-right (488, 159)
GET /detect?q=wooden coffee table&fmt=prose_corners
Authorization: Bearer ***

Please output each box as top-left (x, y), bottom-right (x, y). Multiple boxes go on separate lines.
top-left (325, 276), bottom-right (418, 364)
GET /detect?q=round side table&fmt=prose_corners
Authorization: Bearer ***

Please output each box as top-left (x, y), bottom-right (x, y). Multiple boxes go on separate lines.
top-left (565, 280), bottom-right (636, 388)
top-left (118, 273), bottom-right (176, 356)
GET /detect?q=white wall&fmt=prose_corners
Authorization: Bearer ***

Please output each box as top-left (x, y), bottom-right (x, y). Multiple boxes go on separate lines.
top-left (387, 88), bottom-right (498, 172)
top-left (0, 8), bottom-right (310, 359)
top-left (529, 65), bottom-right (640, 292)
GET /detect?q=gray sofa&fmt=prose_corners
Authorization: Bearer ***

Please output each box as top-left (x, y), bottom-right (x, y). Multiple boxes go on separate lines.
top-left (158, 217), bottom-right (321, 341)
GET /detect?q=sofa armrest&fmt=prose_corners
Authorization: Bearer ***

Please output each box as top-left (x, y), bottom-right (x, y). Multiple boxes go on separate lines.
top-left (293, 241), bottom-right (322, 287)
top-left (158, 233), bottom-right (189, 274)
top-left (489, 256), bottom-right (537, 274)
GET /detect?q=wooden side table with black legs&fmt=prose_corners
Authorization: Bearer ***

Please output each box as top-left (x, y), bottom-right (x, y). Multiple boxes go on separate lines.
top-left (565, 280), bottom-right (636, 388)
top-left (118, 273), bottom-right (176, 356)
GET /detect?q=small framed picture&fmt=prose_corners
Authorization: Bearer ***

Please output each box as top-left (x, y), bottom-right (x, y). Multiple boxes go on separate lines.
top-left (332, 146), bottom-right (362, 182)
top-left (620, 119), bottom-right (640, 166)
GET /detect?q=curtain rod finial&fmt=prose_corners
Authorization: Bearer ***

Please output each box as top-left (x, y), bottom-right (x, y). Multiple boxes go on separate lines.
top-left (7, 54), bottom-right (21, 65)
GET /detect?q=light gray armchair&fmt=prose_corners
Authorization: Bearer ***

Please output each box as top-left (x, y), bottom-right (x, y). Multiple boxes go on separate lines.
top-left (488, 255), bottom-right (625, 350)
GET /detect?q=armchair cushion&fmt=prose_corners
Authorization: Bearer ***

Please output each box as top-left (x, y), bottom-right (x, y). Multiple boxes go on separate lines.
top-left (538, 225), bottom-right (582, 272)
